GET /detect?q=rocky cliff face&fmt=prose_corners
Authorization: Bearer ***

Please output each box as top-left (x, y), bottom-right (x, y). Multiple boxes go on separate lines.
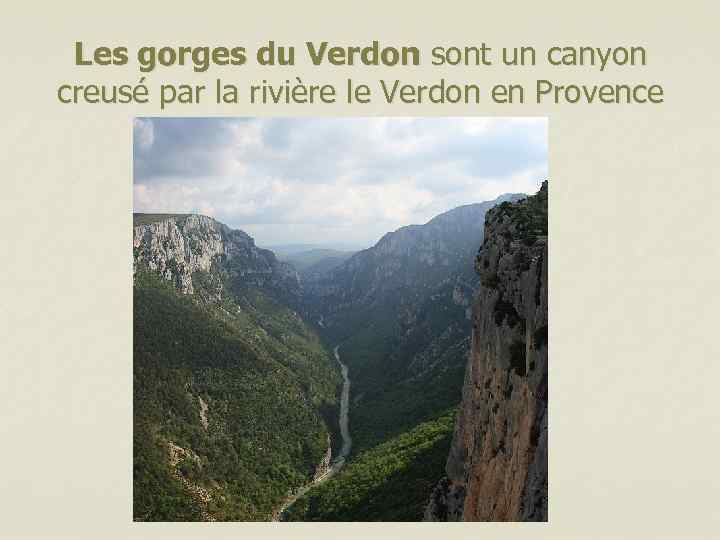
top-left (305, 196), bottom-right (523, 314)
top-left (133, 214), bottom-right (299, 299)
top-left (425, 182), bottom-right (548, 522)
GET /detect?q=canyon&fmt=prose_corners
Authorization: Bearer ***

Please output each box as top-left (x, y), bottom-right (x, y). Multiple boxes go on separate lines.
top-left (132, 184), bottom-right (548, 522)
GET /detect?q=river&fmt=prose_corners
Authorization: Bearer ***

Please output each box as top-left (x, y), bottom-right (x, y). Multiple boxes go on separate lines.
top-left (274, 345), bottom-right (352, 519)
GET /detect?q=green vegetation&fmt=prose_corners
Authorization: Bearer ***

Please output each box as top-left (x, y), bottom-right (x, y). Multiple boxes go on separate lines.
top-left (533, 324), bottom-right (548, 349)
top-left (287, 271), bottom-right (472, 521)
top-left (133, 273), bottom-right (340, 521)
top-left (496, 180), bottom-right (548, 242)
top-left (284, 409), bottom-right (456, 521)
top-left (494, 296), bottom-right (521, 328)
top-left (481, 272), bottom-right (500, 289)
top-left (339, 292), bottom-right (469, 453)
top-left (134, 424), bottom-right (203, 521)
top-left (133, 195), bottom-right (528, 521)
top-left (509, 339), bottom-right (527, 376)
top-left (280, 203), bottom-right (504, 521)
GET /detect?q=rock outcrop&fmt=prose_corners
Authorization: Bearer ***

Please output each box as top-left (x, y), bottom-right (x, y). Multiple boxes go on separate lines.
top-left (133, 214), bottom-right (299, 299)
top-left (312, 435), bottom-right (333, 482)
top-left (425, 181), bottom-right (548, 522)
top-left (305, 195), bottom-right (524, 314)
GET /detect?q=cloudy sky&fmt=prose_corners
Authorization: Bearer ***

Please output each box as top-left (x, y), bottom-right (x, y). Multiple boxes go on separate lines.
top-left (133, 117), bottom-right (547, 249)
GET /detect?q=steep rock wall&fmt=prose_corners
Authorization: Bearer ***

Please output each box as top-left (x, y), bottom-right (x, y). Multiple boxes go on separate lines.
top-left (425, 182), bottom-right (548, 522)
top-left (133, 215), bottom-right (224, 294)
top-left (133, 214), bottom-right (299, 298)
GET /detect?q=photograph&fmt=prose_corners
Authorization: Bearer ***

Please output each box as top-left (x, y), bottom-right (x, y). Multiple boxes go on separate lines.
top-left (132, 117), bottom-right (548, 522)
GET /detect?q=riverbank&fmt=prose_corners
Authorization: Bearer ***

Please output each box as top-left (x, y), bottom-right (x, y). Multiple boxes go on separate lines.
top-left (274, 345), bottom-right (352, 520)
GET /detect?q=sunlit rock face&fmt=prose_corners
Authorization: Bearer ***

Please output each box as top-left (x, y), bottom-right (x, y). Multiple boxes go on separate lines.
top-left (426, 182), bottom-right (548, 522)
top-left (133, 214), bottom-right (299, 298)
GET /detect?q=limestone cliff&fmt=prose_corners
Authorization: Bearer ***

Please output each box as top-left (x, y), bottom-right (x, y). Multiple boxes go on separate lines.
top-left (133, 213), bottom-right (299, 299)
top-left (425, 181), bottom-right (548, 522)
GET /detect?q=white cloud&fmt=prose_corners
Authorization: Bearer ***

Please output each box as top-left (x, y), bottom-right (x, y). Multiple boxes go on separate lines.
top-left (133, 117), bottom-right (547, 247)
top-left (133, 118), bottom-right (154, 150)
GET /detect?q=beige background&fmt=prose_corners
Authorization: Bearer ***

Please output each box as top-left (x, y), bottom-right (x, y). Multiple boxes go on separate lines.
top-left (2, 1), bottom-right (719, 538)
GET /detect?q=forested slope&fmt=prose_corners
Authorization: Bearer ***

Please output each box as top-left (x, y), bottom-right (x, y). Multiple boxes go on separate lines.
top-left (133, 216), bottom-right (341, 521)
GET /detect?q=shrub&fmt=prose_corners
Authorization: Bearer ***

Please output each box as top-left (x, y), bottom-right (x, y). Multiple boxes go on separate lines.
top-left (508, 340), bottom-right (526, 376)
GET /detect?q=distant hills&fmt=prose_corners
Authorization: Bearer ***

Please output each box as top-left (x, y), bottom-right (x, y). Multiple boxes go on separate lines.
top-left (266, 243), bottom-right (365, 256)
top-left (280, 248), bottom-right (357, 282)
